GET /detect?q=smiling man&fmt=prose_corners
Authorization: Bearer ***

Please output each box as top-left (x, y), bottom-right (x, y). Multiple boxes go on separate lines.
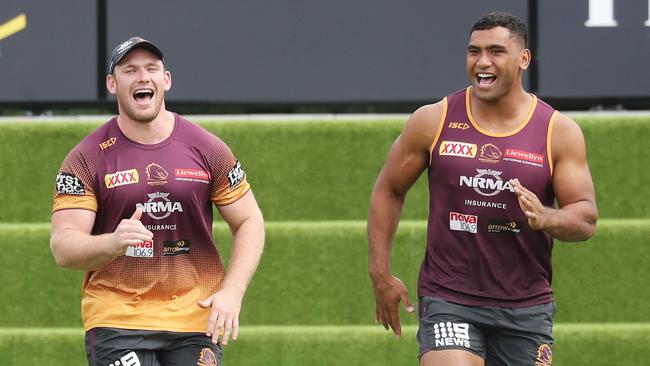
top-left (50, 37), bottom-right (265, 366)
top-left (368, 12), bottom-right (597, 366)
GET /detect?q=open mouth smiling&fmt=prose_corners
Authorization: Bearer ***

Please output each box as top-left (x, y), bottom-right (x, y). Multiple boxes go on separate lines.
top-left (476, 73), bottom-right (497, 87)
top-left (133, 88), bottom-right (154, 104)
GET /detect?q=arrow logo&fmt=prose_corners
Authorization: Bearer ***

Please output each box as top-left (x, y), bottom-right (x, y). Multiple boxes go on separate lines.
top-left (0, 13), bottom-right (27, 41)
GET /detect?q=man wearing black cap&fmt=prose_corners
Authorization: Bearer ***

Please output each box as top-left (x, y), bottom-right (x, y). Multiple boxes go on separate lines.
top-left (50, 37), bottom-right (265, 366)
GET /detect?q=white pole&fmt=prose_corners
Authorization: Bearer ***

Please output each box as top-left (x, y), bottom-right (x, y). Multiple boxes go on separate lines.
top-left (585, 0), bottom-right (618, 27)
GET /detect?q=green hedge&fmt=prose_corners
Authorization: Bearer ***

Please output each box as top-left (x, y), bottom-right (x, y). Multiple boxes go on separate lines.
top-left (2, 117), bottom-right (647, 365)
top-left (1, 117), bottom-right (648, 223)
top-left (2, 219), bottom-right (648, 327)
top-left (1, 325), bottom-right (648, 366)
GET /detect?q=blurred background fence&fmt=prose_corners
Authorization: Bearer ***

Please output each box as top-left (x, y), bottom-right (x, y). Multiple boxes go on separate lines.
top-left (1, 0), bottom-right (648, 113)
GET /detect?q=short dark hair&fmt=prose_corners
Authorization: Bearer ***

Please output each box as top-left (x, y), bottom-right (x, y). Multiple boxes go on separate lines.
top-left (470, 11), bottom-right (527, 47)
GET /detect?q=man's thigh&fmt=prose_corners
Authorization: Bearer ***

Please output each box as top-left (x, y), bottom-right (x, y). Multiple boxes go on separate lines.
top-left (159, 333), bottom-right (223, 366)
top-left (420, 349), bottom-right (485, 366)
top-left (85, 328), bottom-right (161, 366)
top-left (85, 328), bottom-right (223, 366)
top-left (486, 302), bottom-right (556, 366)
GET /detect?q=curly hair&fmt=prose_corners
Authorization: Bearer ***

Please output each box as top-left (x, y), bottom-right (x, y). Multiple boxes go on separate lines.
top-left (470, 11), bottom-right (527, 47)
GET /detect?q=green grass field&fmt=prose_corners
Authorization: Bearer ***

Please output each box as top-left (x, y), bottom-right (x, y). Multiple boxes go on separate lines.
top-left (0, 115), bottom-right (648, 365)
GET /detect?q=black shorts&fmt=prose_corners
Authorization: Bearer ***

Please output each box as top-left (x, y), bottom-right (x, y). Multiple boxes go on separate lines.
top-left (85, 327), bottom-right (223, 366)
top-left (417, 296), bottom-right (555, 365)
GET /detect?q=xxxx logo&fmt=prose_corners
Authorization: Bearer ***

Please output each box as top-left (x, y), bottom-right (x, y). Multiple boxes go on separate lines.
top-left (439, 141), bottom-right (477, 158)
top-left (105, 169), bottom-right (139, 188)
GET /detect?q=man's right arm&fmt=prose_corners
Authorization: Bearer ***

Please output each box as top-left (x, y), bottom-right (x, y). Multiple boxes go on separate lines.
top-left (367, 102), bottom-right (443, 337)
top-left (50, 207), bottom-right (152, 271)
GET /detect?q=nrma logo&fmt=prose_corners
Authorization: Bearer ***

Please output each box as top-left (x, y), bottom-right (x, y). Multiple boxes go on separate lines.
top-left (136, 192), bottom-right (183, 220)
top-left (459, 169), bottom-right (514, 197)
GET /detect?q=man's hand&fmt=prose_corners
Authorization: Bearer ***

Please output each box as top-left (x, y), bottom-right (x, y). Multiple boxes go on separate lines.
top-left (510, 178), bottom-right (549, 230)
top-left (197, 288), bottom-right (243, 346)
top-left (371, 274), bottom-right (414, 338)
top-left (109, 207), bottom-right (153, 256)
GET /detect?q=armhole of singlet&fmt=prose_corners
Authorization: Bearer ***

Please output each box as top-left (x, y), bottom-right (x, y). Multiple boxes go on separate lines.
top-left (428, 97), bottom-right (448, 159)
top-left (546, 110), bottom-right (560, 176)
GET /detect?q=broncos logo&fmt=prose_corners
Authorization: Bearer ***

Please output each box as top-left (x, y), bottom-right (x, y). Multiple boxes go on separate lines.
top-left (146, 163), bottom-right (168, 185)
top-left (197, 348), bottom-right (218, 366)
top-left (535, 344), bottom-right (552, 366)
top-left (480, 143), bottom-right (502, 161)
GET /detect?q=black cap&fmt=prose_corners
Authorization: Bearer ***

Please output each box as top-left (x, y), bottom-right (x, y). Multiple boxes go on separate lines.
top-left (108, 37), bottom-right (164, 74)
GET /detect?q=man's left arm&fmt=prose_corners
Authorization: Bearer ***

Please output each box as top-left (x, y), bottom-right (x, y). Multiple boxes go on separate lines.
top-left (198, 190), bottom-right (265, 345)
top-left (511, 113), bottom-right (597, 242)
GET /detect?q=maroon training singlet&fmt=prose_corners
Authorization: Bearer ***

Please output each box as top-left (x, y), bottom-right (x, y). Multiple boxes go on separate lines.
top-left (419, 87), bottom-right (559, 307)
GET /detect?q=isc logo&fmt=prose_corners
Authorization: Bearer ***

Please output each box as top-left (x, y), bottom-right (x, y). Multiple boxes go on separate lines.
top-left (448, 122), bottom-right (470, 130)
top-left (99, 137), bottom-right (117, 150)
top-left (449, 212), bottom-right (478, 234)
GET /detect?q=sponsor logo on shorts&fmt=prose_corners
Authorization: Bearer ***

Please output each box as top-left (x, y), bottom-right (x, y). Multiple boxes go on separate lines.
top-left (439, 141), bottom-right (477, 158)
top-left (104, 169), bottom-right (139, 188)
top-left (449, 212), bottom-right (478, 233)
top-left (227, 161), bottom-right (245, 188)
top-left (163, 239), bottom-right (190, 256)
top-left (125, 240), bottom-right (153, 258)
top-left (479, 143), bottom-right (502, 163)
top-left (504, 148), bottom-right (545, 168)
top-left (536, 343), bottom-right (553, 366)
top-left (146, 162), bottom-right (168, 186)
top-left (459, 169), bottom-right (514, 197)
top-left (55, 172), bottom-right (85, 195)
top-left (447, 122), bottom-right (470, 130)
top-left (175, 168), bottom-right (211, 184)
top-left (109, 351), bottom-right (141, 366)
top-left (99, 137), bottom-right (117, 150)
top-left (198, 347), bottom-right (219, 366)
top-left (487, 219), bottom-right (522, 234)
top-left (433, 322), bottom-right (471, 348)
top-left (137, 192), bottom-right (183, 220)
